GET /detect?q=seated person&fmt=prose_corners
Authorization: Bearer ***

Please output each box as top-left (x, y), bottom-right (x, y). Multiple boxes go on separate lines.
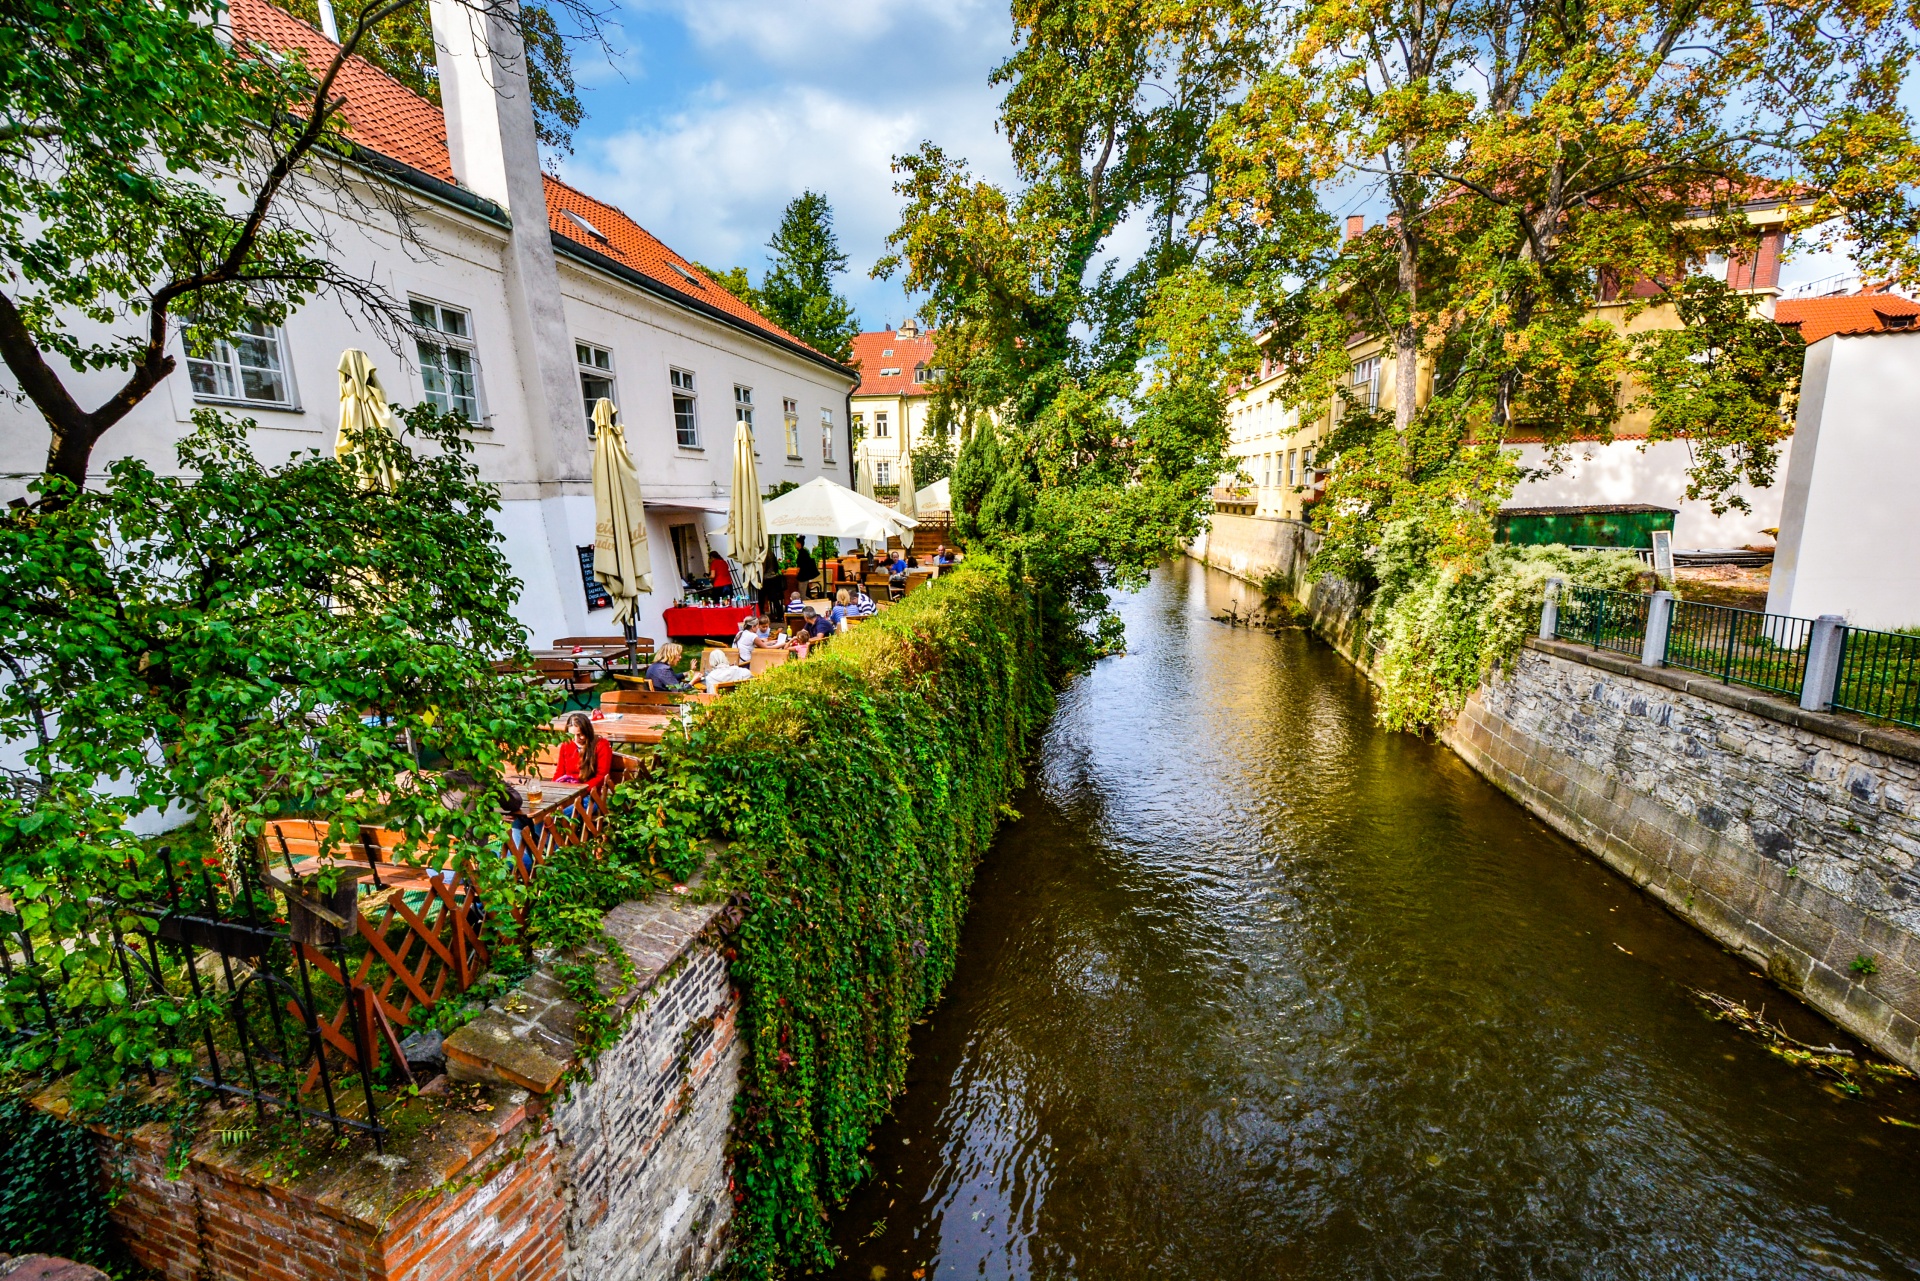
top-left (785, 589), bottom-right (806, 617)
top-left (735, 620), bottom-right (761, 666)
top-left (553, 712), bottom-right (612, 786)
top-left (888, 552), bottom-right (908, 590)
top-left (802, 606), bottom-right (833, 641)
top-left (703, 647), bottom-right (754, 694)
top-left (645, 642), bottom-right (691, 691)
top-left (934, 544), bottom-right (956, 567)
top-left (849, 586), bottom-right (877, 617)
top-left (830, 588), bottom-right (852, 630)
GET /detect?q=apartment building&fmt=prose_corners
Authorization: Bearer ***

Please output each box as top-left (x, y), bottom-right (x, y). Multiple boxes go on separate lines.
top-left (0, 0), bottom-right (856, 647)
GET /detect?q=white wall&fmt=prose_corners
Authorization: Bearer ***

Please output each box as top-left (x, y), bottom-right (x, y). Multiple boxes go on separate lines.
top-left (1767, 331), bottom-right (1920, 629)
top-left (0, 172), bottom-right (854, 652)
top-left (1505, 437), bottom-right (1789, 549)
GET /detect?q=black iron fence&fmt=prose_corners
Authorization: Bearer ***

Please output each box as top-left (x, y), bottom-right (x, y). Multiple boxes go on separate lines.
top-left (1544, 584), bottom-right (1920, 732)
top-left (0, 834), bottom-right (496, 1149)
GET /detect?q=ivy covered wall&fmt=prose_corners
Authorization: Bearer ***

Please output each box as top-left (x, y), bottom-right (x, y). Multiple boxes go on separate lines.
top-left (612, 556), bottom-right (1054, 1274)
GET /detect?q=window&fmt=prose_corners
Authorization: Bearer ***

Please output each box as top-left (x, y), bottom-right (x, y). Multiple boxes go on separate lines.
top-left (881, 347), bottom-right (895, 358)
top-left (735, 385), bottom-right (755, 451)
top-left (186, 319), bottom-right (293, 407)
top-left (914, 362), bottom-right (939, 384)
top-left (1350, 356), bottom-right (1381, 410)
top-left (852, 411), bottom-right (866, 440)
top-left (874, 411), bottom-right (890, 439)
top-left (1288, 450), bottom-right (1298, 486)
top-left (875, 459), bottom-right (893, 487)
top-left (821, 408), bottom-right (836, 463)
top-left (577, 343), bottom-right (615, 435)
top-left (783, 397), bottom-right (801, 458)
top-left (670, 368), bottom-right (699, 447)
top-left (412, 300), bottom-right (480, 422)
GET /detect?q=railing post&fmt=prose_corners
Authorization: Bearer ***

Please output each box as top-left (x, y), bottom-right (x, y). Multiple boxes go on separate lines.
top-left (1641, 590), bottom-right (1673, 668)
top-left (1801, 614), bottom-right (1847, 712)
top-left (1540, 577), bottom-right (1563, 641)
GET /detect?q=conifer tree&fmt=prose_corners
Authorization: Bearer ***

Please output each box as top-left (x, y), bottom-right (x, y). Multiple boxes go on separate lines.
top-left (757, 191), bottom-right (861, 362)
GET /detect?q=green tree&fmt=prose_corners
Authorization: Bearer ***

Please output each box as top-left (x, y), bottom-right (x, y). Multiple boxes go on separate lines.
top-left (0, 408), bottom-right (550, 1101)
top-left (757, 191), bottom-right (861, 362)
top-left (0, 0), bottom-right (600, 494)
top-left (881, 0), bottom-right (1280, 647)
top-left (693, 262), bottom-right (763, 310)
top-left (910, 433), bottom-right (956, 487)
top-left (1199, 0), bottom-right (1920, 580)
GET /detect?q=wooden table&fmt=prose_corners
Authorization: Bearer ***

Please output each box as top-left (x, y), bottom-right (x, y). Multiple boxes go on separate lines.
top-left (553, 711), bottom-right (678, 745)
top-left (504, 775), bottom-right (590, 822)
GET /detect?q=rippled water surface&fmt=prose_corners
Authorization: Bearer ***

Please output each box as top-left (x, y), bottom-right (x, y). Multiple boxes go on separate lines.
top-left (825, 560), bottom-right (1920, 1281)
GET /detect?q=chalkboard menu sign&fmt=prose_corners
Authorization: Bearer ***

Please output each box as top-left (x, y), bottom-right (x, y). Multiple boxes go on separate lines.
top-left (577, 545), bottom-right (612, 611)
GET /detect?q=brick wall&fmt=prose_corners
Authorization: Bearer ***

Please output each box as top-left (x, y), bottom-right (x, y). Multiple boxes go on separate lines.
top-left (1447, 640), bottom-right (1920, 1068)
top-left (70, 891), bottom-right (740, 1281)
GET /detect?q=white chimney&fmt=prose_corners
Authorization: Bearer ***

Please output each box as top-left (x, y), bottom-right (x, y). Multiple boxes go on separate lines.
top-left (430, 0), bottom-right (535, 213)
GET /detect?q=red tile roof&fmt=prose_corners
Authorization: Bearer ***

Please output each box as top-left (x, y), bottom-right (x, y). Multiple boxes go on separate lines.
top-left (1774, 293), bottom-right (1920, 344)
top-left (849, 328), bottom-right (937, 396)
top-left (228, 0), bottom-right (838, 367)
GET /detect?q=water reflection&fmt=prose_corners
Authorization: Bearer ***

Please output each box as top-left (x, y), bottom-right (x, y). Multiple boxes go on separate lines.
top-left (828, 559), bottom-right (1920, 1280)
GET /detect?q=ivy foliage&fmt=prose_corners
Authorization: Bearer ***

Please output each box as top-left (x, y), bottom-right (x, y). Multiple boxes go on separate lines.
top-left (1368, 531), bottom-right (1653, 731)
top-left (0, 1093), bottom-right (124, 1270)
top-left (607, 558), bottom-right (1053, 1275)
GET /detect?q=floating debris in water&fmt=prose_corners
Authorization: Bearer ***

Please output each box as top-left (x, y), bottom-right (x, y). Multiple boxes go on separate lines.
top-left (1693, 989), bottom-right (1916, 1096)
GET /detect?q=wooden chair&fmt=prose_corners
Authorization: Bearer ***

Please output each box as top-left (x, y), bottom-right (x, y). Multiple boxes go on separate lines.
top-left (602, 688), bottom-right (686, 711)
top-left (749, 647), bottom-right (792, 677)
top-left (864, 574), bottom-right (896, 602)
top-left (536, 658), bottom-right (596, 709)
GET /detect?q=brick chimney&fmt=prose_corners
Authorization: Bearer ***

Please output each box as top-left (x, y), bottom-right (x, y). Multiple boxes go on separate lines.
top-left (1346, 214), bottom-right (1365, 241)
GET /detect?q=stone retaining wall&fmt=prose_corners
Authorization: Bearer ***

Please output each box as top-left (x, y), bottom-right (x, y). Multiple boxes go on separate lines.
top-left (1188, 512), bottom-right (1315, 591)
top-left (1448, 640), bottom-right (1920, 1068)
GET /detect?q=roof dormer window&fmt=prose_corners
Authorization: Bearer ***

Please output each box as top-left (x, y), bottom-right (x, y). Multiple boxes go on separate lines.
top-left (881, 348), bottom-right (895, 357)
top-left (562, 210), bottom-right (609, 243)
top-left (668, 262), bottom-right (704, 288)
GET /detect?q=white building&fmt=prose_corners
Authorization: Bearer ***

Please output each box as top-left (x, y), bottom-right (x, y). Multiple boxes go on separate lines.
top-left (1767, 327), bottom-right (1920, 630)
top-left (0, 0), bottom-right (857, 648)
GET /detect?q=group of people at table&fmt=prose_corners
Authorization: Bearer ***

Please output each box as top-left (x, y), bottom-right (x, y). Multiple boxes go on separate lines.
top-left (699, 543), bottom-right (957, 608)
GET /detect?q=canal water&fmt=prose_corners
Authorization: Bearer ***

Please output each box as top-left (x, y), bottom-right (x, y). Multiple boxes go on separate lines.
top-left (827, 560), bottom-right (1920, 1280)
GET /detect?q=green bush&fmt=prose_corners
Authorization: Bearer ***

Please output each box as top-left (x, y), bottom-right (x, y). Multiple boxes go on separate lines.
top-left (1369, 533), bottom-right (1651, 730)
top-left (608, 557), bottom-right (1052, 1274)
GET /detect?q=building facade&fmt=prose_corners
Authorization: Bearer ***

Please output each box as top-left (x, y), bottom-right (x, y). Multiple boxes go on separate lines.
top-left (1219, 203), bottom-right (1817, 549)
top-left (848, 321), bottom-right (940, 489)
top-left (0, 0), bottom-right (856, 649)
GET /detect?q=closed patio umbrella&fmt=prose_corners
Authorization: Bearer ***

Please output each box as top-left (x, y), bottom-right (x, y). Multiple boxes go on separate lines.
top-left (334, 349), bottom-right (400, 491)
top-left (728, 418), bottom-right (768, 593)
top-left (894, 446), bottom-right (917, 554)
top-left (590, 399), bottom-right (651, 659)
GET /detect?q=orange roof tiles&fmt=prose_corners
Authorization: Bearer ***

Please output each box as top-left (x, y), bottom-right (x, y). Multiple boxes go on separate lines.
top-left (849, 329), bottom-right (937, 396)
top-left (1774, 293), bottom-right (1920, 344)
top-left (228, 0), bottom-right (837, 367)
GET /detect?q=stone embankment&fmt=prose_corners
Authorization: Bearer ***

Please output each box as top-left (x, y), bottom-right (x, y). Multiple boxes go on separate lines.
top-left (1189, 516), bottom-right (1920, 1071)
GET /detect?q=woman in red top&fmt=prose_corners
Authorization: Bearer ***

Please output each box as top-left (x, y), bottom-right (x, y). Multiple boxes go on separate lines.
top-left (554, 713), bottom-right (612, 786)
top-left (707, 550), bottom-right (733, 601)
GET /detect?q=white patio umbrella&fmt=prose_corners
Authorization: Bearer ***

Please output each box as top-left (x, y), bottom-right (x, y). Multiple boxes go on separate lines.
top-left (728, 419), bottom-right (768, 593)
top-left (334, 349), bottom-right (399, 491)
top-left (914, 476), bottom-right (951, 514)
top-left (590, 399), bottom-right (651, 638)
top-left (854, 438), bottom-right (878, 502)
top-left (895, 446), bottom-right (918, 552)
top-left (761, 476), bottom-right (919, 543)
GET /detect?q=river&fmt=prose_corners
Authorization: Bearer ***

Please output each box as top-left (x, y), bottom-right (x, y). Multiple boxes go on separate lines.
top-left (826, 559), bottom-right (1920, 1280)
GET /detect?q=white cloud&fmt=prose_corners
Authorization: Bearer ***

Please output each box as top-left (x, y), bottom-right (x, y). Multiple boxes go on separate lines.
top-left (635, 0), bottom-right (1007, 72)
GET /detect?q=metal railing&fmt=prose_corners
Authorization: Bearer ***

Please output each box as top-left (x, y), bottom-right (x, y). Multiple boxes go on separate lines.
top-left (1834, 626), bottom-right (1920, 730)
top-left (1542, 581), bottom-right (1920, 731)
top-left (1664, 600), bottom-right (1813, 700)
top-left (1557, 584), bottom-right (1650, 658)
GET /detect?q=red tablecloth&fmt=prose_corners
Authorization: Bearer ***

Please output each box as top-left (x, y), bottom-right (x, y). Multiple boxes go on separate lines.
top-left (662, 604), bottom-right (755, 639)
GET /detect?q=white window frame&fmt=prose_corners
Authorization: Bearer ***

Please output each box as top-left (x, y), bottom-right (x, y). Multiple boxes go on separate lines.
top-left (735, 384), bottom-right (755, 453)
top-left (783, 397), bottom-right (802, 459)
top-left (875, 459), bottom-right (893, 487)
top-left (852, 411), bottom-right (865, 440)
top-left (874, 410), bottom-right (891, 439)
top-left (185, 319), bottom-right (298, 410)
top-left (1350, 356), bottom-right (1381, 410)
top-left (411, 298), bottom-right (484, 425)
top-left (821, 408), bottom-right (837, 464)
top-left (670, 367), bottom-right (699, 448)
top-left (577, 342), bottom-right (616, 437)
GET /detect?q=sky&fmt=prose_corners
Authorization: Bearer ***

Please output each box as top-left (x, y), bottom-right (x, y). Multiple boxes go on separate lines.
top-left (555, 0), bottom-right (1022, 334)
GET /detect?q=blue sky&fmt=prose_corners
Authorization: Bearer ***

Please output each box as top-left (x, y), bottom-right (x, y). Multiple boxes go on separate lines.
top-left (555, 0), bottom-right (1022, 333)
